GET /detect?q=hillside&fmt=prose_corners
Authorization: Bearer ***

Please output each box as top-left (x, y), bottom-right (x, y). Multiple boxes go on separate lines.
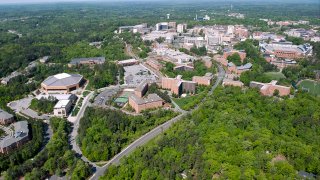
top-left (102, 87), bottom-right (320, 179)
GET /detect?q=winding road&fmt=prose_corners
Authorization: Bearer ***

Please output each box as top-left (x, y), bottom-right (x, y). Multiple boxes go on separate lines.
top-left (89, 64), bottom-right (225, 180)
top-left (69, 91), bottom-right (100, 169)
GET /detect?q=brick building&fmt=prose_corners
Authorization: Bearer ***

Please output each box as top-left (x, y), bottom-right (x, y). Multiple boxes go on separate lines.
top-left (192, 73), bottom-right (213, 86)
top-left (41, 73), bottom-right (84, 94)
top-left (161, 75), bottom-right (196, 96)
top-left (134, 81), bottom-right (149, 98)
top-left (146, 59), bottom-right (163, 71)
top-left (227, 62), bottom-right (252, 75)
top-left (250, 80), bottom-right (291, 96)
top-left (0, 108), bottom-right (14, 125)
top-left (0, 121), bottom-right (30, 154)
top-left (223, 49), bottom-right (247, 62)
top-left (68, 57), bottom-right (105, 67)
top-left (129, 94), bottom-right (163, 113)
top-left (260, 41), bottom-right (313, 59)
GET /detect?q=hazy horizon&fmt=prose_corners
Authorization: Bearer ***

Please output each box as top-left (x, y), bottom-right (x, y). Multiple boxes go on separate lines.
top-left (0, 0), bottom-right (319, 5)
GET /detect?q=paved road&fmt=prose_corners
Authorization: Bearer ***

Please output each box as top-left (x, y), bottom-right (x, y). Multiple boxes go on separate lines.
top-left (89, 64), bottom-right (225, 180)
top-left (69, 92), bottom-right (100, 169)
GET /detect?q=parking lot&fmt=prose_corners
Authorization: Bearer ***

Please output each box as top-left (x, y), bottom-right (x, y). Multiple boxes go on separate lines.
top-left (124, 64), bottom-right (158, 86)
top-left (8, 97), bottom-right (50, 120)
top-left (93, 87), bottom-right (121, 106)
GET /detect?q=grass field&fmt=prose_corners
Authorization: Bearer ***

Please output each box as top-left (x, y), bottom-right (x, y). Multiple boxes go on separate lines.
top-left (0, 128), bottom-right (5, 137)
top-left (264, 72), bottom-right (286, 80)
top-left (299, 80), bottom-right (320, 96)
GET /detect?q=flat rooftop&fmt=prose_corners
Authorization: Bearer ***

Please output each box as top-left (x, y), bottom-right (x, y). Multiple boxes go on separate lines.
top-left (0, 108), bottom-right (13, 120)
top-left (69, 57), bottom-right (105, 65)
top-left (54, 100), bottom-right (71, 109)
top-left (0, 121), bottom-right (29, 149)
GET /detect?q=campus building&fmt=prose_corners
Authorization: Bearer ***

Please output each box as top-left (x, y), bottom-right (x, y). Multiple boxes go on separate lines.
top-left (227, 62), bottom-right (252, 75)
top-left (250, 80), bottom-right (291, 96)
top-left (53, 100), bottom-right (72, 117)
top-left (0, 108), bottom-right (14, 125)
top-left (202, 56), bottom-right (213, 68)
top-left (174, 65), bottom-right (194, 71)
top-left (129, 94), bottom-right (163, 113)
top-left (260, 41), bottom-right (313, 59)
top-left (146, 59), bottom-right (163, 71)
top-left (177, 23), bottom-right (187, 33)
top-left (117, 59), bottom-right (139, 66)
top-left (156, 22), bottom-right (169, 31)
top-left (118, 23), bottom-right (150, 34)
top-left (192, 73), bottom-right (213, 86)
top-left (161, 75), bottom-right (196, 96)
top-left (0, 121), bottom-right (30, 154)
top-left (134, 81), bottom-right (149, 98)
top-left (41, 73), bottom-right (84, 94)
top-left (223, 49), bottom-right (247, 62)
top-left (68, 57), bottom-right (105, 67)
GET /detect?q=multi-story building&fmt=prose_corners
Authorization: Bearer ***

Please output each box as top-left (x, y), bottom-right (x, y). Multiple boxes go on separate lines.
top-left (134, 81), bottom-right (149, 98)
top-left (192, 73), bottom-right (213, 86)
top-left (156, 22), bottom-right (169, 31)
top-left (129, 94), bottom-right (163, 113)
top-left (146, 59), bottom-right (163, 71)
top-left (222, 79), bottom-right (244, 87)
top-left (41, 73), bottom-right (85, 94)
top-left (162, 75), bottom-right (196, 95)
top-left (184, 36), bottom-right (206, 48)
top-left (234, 25), bottom-right (249, 38)
top-left (202, 56), bottom-right (213, 68)
top-left (153, 47), bottom-right (195, 63)
top-left (168, 22), bottom-right (177, 29)
top-left (252, 32), bottom-right (285, 42)
top-left (0, 121), bottom-right (30, 154)
top-left (118, 23), bottom-right (149, 34)
top-left (0, 108), bottom-right (14, 125)
top-left (177, 24), bottom-right (187, 33)
top-left (260, 41), bottom-right (313, 59)
top-left (53, 100), bottom-right (72, 117)
top-left (250, 80), bottom-right (291, 96)
top-left (223, 49), bottom-right (247, 62)
top-left (284, 29), bottom-right (316, 40)
top-left (68, 57), bottom-right (105, 67)
top-left (227, 62), bottom-right (252, 75)
top-left (117, 59), bottom-right (139, 66)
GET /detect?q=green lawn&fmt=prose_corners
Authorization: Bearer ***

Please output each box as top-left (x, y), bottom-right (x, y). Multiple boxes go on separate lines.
top-left (82, 91), bottom-right (91, 97)
top-left (264, 72), bottom-right (286, 80)
top-left (0, 128), bottom-right (5, 137)
top-left (299, 80), bottom-right (320, 96)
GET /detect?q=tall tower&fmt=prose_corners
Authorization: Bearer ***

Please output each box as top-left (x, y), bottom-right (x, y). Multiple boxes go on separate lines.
top-left (231, 4), bottom-right (233, 11)
top-left (167, 14), bottom-right (170, 20)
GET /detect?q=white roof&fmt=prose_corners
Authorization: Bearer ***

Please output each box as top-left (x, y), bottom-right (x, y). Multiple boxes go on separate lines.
top-left (54, 73), bottom-right (71, 79)
top-left (118, 59), bottom-right (139, 64)
top-left (36, 94), bottom-right (73, 101)
top-left (54, 100), bottom-right (71, 108)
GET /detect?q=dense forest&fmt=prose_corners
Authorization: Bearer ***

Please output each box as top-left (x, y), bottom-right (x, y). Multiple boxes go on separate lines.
top-left (3, 118), bottom-right (92, 179)
top-left (103, 87), bottom-right (320, 179)
top-left (0, 1), bottom-right (319, 179)
top-left (78, 107), bottom-right (179, 162)
top-left (30, 97), bottom-right (58, 114)
top-left (0, 118), bottom-right (44, 173)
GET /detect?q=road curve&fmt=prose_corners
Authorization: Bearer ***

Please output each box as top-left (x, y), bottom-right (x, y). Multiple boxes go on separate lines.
top-left (69, 92), bottom-right (100, 169)
top-left (90, 64), bottom-right (225, 180)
